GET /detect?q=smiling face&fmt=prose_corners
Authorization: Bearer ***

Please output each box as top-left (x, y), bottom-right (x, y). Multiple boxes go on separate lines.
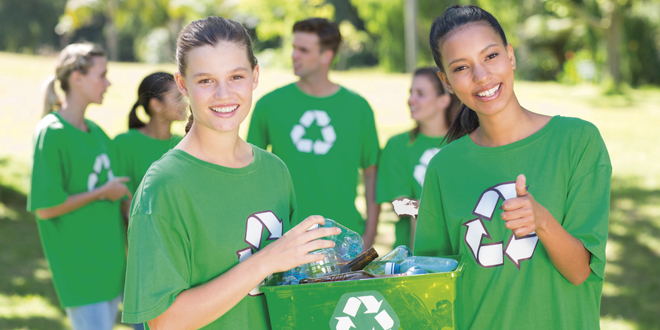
top-left (77, 56), bottom-right (111, 105)
top-left (408, 75), bottom-right (448, 124)
top-left (174, 41), bottom-right (259, 135)
top-left (438, 22), bottom-right (517, 118)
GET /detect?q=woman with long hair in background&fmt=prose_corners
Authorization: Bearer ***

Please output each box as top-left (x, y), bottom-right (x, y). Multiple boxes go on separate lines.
top-left (377, 67), bottom-right (460, 250)
top-left (28, 42), bottom-right (131, 330)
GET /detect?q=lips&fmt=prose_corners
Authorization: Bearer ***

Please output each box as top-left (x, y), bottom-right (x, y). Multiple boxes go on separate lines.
top-left (474, 83), bottom-right (502, 101)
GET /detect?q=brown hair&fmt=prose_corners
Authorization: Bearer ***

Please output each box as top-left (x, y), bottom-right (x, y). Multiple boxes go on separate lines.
top-left (293, 18), bottom-right (342, 56)
top-left (409, 67), bottom-right (461, 143)
top-left (429, 5), bottom-right (508, 143)
top-left (41, 43), bottom-right (106, 117)
top-left (175, 16), bottom-right (258, 134)
top-left (128, 72), bottom-right (176, 129)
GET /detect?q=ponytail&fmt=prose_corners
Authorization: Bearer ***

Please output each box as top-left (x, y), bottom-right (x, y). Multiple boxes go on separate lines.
top-left (185, 108), bottom-right (194, 135)
top-left (444, 104), bottom-right (480, 143)
top-left (41, 75), bottom-right (61, 117)
top-left (128, 101), bottom-right (147, 129)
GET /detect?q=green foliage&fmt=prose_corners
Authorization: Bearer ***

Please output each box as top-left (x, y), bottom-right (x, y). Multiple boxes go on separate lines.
top-left (0, 0), bottom-right (67, 54)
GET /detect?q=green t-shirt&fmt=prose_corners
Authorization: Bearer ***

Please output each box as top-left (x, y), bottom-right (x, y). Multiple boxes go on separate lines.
top-left (114, 129), bottom-right (181, 193)
top-left (414, 116), bottom-right (611, 330)
top-left (247, 83), bottom-right (380, 233)
top-left (27, 113), bottom-right (127, 308)
top-left (377, 132), bottom-right (446, 248)
top-left (122, 146), bottom-right (296, 330)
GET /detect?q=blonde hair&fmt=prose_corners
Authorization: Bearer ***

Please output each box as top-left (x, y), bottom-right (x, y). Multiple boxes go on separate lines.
top-left (41, 43), bottom-right (106, 117)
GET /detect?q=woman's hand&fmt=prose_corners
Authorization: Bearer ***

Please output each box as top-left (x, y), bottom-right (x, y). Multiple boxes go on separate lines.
top-left (256, 215), bottom-right (340, 274)
top-left (501, 174), bottom-right (551, 237)
top-left (98, 177), bottom-right (132, 202)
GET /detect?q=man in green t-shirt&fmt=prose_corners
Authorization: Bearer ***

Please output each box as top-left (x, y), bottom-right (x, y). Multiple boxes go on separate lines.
top-left (247, 18), bottom-right (381, 248)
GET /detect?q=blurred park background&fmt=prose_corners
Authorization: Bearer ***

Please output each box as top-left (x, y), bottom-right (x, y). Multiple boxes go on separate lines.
top-left (1, 0), bottom-right (660, 329)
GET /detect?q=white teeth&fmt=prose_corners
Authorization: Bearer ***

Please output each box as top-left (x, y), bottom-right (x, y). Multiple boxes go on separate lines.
top-left (210, 105), bottom-right (238, 113)
top-left (477, 84), bottom-right (501, 97)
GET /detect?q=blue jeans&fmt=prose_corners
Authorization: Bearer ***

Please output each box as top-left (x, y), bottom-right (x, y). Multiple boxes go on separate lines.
top-left (65, 295), bottom-right (121, 330)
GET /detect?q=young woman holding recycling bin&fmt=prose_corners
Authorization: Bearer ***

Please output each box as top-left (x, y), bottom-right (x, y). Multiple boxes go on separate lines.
top-left (121, 16), bottom-right (339, 330)
top-left (414, 5), bottom-right (611, 330)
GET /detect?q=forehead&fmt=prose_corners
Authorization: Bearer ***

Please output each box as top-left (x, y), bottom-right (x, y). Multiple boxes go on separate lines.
top-left (185, 41), bottom-right (251, 74)
top-left (88, 56), bottom-right (107, 70)
top-left (293, 32), bottom-right (320, 48)
top-left (412, 75), bottom-right (436, 89)
top-left (440, 22), bottom-right (504, 64)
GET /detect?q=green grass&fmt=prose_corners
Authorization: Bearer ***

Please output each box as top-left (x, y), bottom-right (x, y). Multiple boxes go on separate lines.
top-left (1, 51), bottom-right (660, 329)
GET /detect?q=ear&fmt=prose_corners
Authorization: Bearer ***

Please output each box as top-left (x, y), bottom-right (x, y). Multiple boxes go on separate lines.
top-left (252, 64), bottom-right (260, 91)
top-left (69, 70), bottom-right (83, 89)
top-left (506, 44), bottom-right (516, 70)
top-left (436, 93), bottom-right (451, 109)
top-left (148, 97), bottom-right (163, 114)
top-left (437, 71), bottom-right (454, 94)
top-left (321, 49), bottom-right (334, 66)
top-left (174, 72), bottom-right (189, 97)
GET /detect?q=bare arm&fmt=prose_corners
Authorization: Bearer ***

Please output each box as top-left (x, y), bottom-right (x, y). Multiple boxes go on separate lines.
top-left (362, 166), bottom-right (380, 250)
top-left (501, 175), bottom-right (591, 285)
top-left (148, 216), bottom-right (339, 330)
top-left (36, 177), bottom-right (132, 220)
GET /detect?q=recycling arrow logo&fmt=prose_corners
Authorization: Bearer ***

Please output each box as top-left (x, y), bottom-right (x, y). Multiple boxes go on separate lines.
top-left (290, 110), bottom-right (336, 155)
top-left (236, 211), bottom-right (283, 296)
top-left (330, 291), bottom-right (400, 330)
top-left (87, 153), bottom-right (114, 192)
top-left (463, 182), bottom-right (539, 269)
top-left (413, 148), bottom-right (441, 187)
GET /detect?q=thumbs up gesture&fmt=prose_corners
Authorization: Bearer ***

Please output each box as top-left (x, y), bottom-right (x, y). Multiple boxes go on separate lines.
top-left (501, 174), bottom-right (550, 237)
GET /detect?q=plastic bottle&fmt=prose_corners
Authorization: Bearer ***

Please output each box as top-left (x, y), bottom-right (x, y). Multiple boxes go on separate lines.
top-left (277, 248), bottom-right (341, 286)
top-left (362, 245), bottom-right (412, 275)
top-left (385, 256), bottom-right (458, 275)
top-left (308, 218), bottom-right (363, 260)
top-left (338, 247), bottom-right (378, 273)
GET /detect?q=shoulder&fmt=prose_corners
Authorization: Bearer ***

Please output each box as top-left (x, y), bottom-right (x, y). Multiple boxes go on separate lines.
top-left (113, 129), bottom-right (136, 144)
top-left (86, 119), bottom-right (111, 140)
top-left (253, 145), bottom-right (289, 172)
top-left (256, 83), bottom-right (296, 105)
top-left (33, 114), bottom-right (64, 137)
top-left (553, 116), bottom-right (602, 138)
top-left (384, 132), bottom-right (411, 150)
top-left (338, 86), bottom-right (371, 106)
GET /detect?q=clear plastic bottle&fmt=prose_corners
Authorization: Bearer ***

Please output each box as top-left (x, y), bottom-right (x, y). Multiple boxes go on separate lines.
top-left (363, 245), bottom-right (412, 275)
top-left (385, 256), bottom-right (458, 275)
top-left (277, 248), bottom-right (341, 285)
top-left (308, 218), bottom-right (363, 260)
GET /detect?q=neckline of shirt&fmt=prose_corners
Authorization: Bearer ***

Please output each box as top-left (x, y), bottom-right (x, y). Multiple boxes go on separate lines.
top-left (52, 112), bottom-right (92, 134)
top-left (291, 82), bottom-right (345, 99)
top-left (459, 115), bottom-right (560, 154)
top-left (168, 144), bottom-right (261, 175)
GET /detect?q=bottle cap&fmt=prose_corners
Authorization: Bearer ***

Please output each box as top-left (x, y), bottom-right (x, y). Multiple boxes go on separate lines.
top-left (385, 262), bottom-right (400, 275)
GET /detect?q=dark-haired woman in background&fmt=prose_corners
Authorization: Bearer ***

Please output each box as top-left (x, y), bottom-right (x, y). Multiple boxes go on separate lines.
top-left (414, 5), bottom-right (610, 330)
top-left (376, 67), bottom-right (460, 250)
top-left (114, 72), bottom-right (186, 196)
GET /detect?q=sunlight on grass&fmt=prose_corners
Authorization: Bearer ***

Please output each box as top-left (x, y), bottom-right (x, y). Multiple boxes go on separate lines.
top-left (0, 202), bottom-right (18, 221)
top-left (600, 315), bottom-right (638, 330)
top-left (0, 294), bottom-right (63, 320)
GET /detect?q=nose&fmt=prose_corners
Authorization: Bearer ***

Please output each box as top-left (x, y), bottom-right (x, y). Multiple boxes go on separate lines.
top-left (408, 94), bottom-right (416, 107)
top-left (214, 82), bottom-right (231, 99)
top-left (472, 62), bottom-right (492, 85)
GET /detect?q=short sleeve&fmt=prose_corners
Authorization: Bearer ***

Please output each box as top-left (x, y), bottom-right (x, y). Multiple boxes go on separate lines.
top-left (247, 100), bottom-right (270, 149)
top-left (122, 213), bottom-right (191, 324)
top-left (27, 127), bottom-right (68, 212)
top-left (563, 124), bottom-right (611, 280)
top-left (359, 102), bottom-right (380, 169)
top-left (414, 161), bottom-right (453, 256)
top-left (376, 137), bottom-right (411, 204)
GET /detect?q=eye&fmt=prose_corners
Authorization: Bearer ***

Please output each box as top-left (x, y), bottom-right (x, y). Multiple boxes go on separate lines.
top-left (198, 79), bottom-right (212, 84)
top-left (453, 65), bottom-right (467, 73)
top-left (231, 75), bottom-right (244, 80)
top-left (486, 53), bottom-right (499, 60)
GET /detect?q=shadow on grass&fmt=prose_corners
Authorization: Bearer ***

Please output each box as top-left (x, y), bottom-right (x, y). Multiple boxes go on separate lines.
top-left (0, 181), bottom-right (67, 330)
top-left (600, 177), bottom-right (660, 330)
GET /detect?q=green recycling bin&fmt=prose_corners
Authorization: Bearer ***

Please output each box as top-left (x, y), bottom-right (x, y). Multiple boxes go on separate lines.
top-left (260, 256), bottom-right (464, 330)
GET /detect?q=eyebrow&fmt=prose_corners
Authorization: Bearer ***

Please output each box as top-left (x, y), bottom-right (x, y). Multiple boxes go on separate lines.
top-left (192, 67), bottom-right (250, 78)
top-left (447, 43), bottom-right (500, 67)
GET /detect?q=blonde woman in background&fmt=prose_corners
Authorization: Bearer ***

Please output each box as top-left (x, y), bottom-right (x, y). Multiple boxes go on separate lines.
top-left (28, 43), bottom-right (131, 330)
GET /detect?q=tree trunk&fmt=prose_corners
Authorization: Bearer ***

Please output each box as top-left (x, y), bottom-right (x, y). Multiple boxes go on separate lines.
top-left (105, 0), bottom-right (119, 61)
top-left (604, 1), bottom-right (622, 91)
top-left (404, 0), bottom-right (417, 73)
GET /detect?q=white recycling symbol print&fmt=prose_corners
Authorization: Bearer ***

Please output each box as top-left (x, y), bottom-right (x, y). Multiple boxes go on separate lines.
top-left (290, 110), bottom-right (336, 155)
top-left (330, 291), bottom-right (400, 330)
top-left (236, 211), bottom-right (283, 296)
top-left (463, 181), bottom-right (539, 269)
top-left (413, 147), bottom-right (441, 187)
top-left (87, 153), bottom-right (114, 192)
